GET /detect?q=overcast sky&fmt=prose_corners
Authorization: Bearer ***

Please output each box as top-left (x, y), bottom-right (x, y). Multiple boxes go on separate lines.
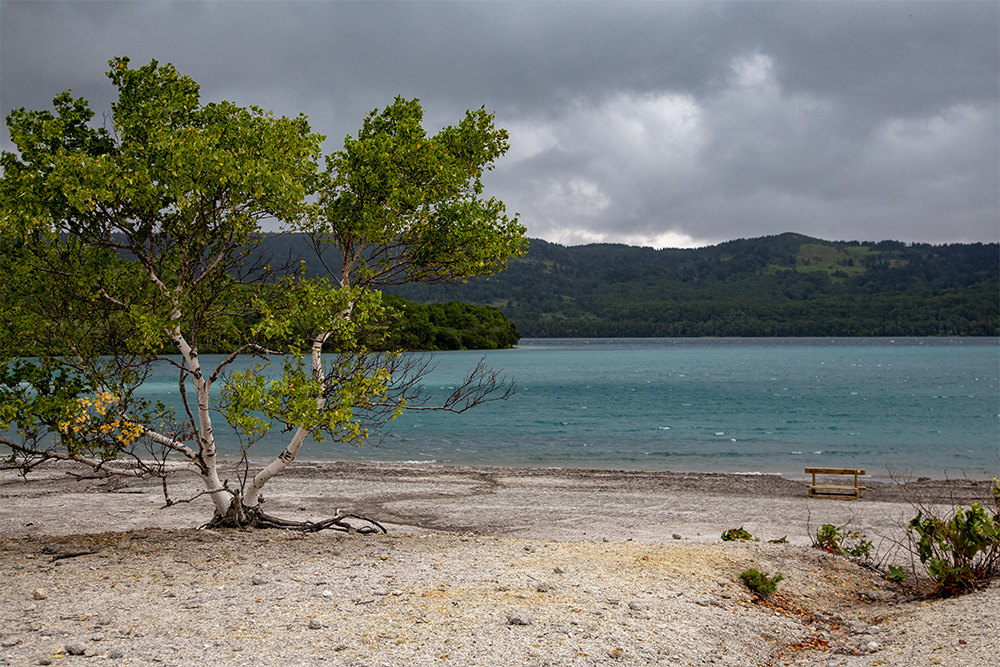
top-left (2, 1), bottom-right (997, 248)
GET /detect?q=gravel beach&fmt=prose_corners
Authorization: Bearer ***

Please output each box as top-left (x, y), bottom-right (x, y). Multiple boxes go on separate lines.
top-left (1, 461), bottom-right (997, 666)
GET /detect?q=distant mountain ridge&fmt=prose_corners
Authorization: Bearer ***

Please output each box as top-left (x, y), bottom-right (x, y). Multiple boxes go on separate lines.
top-left (382, 232), bottom-right (998, 337)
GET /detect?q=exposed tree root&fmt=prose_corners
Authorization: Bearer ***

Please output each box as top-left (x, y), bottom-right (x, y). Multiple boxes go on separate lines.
top-left (49, 551), bottom-right (98, 562)
top-left (256, 511), bottom-right (387, 534)
top-left (202, 506), bottom-right (387, 534)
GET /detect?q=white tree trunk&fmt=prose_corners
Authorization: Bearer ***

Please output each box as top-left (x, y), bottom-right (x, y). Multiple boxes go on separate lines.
top-left (242, 335), bottom-right (329, 509)
top-left (171, 330), bottom-right (231, 517)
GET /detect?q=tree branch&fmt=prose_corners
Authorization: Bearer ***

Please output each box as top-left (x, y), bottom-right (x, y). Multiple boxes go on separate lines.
top-left (0, 436), bottom-right (200, 477)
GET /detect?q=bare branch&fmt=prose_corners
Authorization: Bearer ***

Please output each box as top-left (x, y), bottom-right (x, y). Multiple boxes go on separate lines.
top-left (50, 551), bottom-right (98, 562)
top-left (0, 436), bottom-right (200, 478)
top-left (161, 482), bottom-right (233, 509)
top-left (404, 356), bottom-right (516, 413)
top-left (208, 342), bottom-right (278, 384)
top-left (96, 287), bottom-right (128, 308)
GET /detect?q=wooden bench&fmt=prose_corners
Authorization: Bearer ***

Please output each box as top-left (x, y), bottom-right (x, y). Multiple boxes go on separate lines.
top-left (805, 467), bottom-right (866, 499)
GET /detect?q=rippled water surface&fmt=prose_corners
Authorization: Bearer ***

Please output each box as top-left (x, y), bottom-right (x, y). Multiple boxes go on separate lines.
top-left (140, 338), bottom-right (998, 478)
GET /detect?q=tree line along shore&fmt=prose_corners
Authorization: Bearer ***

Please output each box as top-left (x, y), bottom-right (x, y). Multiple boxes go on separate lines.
top-left (386, 232), bottom-right (999, 339)
top-left (7, 232), bottom-right (993, 354)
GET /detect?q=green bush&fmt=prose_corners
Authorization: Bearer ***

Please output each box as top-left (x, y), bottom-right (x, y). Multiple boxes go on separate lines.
top-left (373, 295), bottom-right (521, 351)
top-left (814, 523), bottom-right (873, 560)
top-left (815, 524), bottom-right (841, 552)
top-left (885, 565), bottom-right (910, 583)
top-left (740, 568), bottom-right (784, 598)
top-left (908, 498), bottom-right (1000, 595)
top-left (721, 527), bottom-right (755, 542)
top-left (847, 538), bottom-right (874, 559)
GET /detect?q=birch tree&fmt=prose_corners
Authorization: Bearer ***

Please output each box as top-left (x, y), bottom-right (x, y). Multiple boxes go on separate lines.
top-left (0, 57), bottom-right (525, 530)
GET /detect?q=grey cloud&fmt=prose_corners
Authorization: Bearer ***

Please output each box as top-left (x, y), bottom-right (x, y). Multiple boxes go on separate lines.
top-left (2, 0), bottom-right (996, 247)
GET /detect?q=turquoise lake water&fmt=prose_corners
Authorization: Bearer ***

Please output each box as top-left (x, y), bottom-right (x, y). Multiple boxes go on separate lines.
top-left (136, 338), bottom-right (999, 479)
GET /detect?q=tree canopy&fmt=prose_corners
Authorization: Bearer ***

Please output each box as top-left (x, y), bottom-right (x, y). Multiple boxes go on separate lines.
top-left (0, 57), bottom-right (525, 529)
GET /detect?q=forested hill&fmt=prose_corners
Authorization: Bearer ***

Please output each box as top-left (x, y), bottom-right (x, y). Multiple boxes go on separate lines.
top-left (381, 233), bottom-right (999, 337)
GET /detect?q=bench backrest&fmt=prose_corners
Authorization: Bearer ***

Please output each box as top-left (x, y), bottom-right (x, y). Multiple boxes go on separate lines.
top-left (804, 468), bottom-right (865, 475)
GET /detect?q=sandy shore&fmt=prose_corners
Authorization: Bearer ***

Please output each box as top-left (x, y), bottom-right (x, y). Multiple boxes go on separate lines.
top-left (2, 461), bottom-right (994, 543)
top-left (0, 462), bottom-right (997, 666)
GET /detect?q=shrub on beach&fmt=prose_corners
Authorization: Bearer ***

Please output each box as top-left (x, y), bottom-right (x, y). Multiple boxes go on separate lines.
top-left (906, 477), bottom-right (1000, 595)
top-left (813, 523), bottom-right (873, 560)
top-left (740, 568), bottom-right (784, 598)
top-left (721, 527), bottom-right (756, 542)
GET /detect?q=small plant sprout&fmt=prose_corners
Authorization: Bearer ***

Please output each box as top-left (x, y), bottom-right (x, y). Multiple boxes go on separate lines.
top-left (815, 524), bottom-right (842, 552)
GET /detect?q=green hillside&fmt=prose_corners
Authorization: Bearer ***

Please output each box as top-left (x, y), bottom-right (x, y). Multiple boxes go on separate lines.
top-left (385, 233), bottom-right (999, 337)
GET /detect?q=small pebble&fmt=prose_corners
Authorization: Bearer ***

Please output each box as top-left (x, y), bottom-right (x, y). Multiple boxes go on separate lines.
top-left (108, 648), bottom-right (124, 659)
top-left (609, 648), bottom-right (626, 660)
top-left (251, 575), bottom-right (266, 586)
top-left (32, 588), bottom-right (48, 600)
top-left (672, 534), bottom-right (682, 540)
top-left (506, 609), bottom-right (532, 626)
top-left (39, 658), bottom-right (53, 666)
top-left (308, 619), bottom-right (323, 630)
top-left (553, 566), bottom-right (564, 574)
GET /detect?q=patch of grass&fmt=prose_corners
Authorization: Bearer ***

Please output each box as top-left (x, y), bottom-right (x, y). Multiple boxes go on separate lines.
top-left (794, 243), bottom-right (869, 276)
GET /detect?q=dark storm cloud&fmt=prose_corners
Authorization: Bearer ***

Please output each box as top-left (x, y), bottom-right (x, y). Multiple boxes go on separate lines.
top-left (2, 0), bottom-right (997, 247)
